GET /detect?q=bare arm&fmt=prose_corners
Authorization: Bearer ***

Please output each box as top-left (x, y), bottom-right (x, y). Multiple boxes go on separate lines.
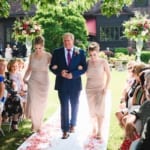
top-left (23, 56), bottom-right (32, 84)
top-left (104, 60), bottom-right (111, 93)
top-left (0, 83), bottom-right (4, 99)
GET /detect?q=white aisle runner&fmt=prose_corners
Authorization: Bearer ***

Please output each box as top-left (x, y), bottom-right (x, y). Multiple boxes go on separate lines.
top-left (18, 90), bottom-right (111, 150)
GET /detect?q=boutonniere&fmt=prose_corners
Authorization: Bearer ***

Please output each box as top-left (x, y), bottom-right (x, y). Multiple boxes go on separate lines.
top-left (78, 65), bottom-right (83, 70)
top-left (52, 65), bottom-right (58, 70)
top-left (74, 47), bottom-right (80, 56)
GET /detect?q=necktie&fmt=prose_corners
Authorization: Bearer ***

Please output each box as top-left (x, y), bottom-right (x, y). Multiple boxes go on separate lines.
top-left (67, 49), bottom-right (71, 66)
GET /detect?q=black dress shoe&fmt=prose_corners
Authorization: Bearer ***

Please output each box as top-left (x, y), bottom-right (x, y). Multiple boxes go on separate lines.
top-left (61, 132), bottom-right (69, 139)
top-left (69, 126), bottom-right (75, 133)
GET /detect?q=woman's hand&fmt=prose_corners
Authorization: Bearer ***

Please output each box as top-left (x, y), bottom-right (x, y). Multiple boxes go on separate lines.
top-left (23, 79), bottom-right (28, 84)
top-left (19, 90), bottom-right (26, 96)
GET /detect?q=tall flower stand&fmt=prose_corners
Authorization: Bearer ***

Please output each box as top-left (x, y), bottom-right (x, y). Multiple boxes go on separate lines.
top-left (25, 37), bottom-right (32, 57)
top-left (135, 38), bottom-right (143, 63)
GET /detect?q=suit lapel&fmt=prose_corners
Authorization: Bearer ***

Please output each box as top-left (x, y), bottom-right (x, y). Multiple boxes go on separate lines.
top-left (63, 47), bottom-right (78, 67)
top-left (69, 48), bottom-right (77, 67)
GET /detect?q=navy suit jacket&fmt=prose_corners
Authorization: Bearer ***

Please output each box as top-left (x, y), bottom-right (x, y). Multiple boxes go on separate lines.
top-left (50, 47), bottom-right (87, 92)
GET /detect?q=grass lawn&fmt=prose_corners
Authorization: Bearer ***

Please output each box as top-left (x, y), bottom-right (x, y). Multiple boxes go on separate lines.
top-left (107, 69), bottom-right (127, 150)
top-left (0, 69), bottom-right (127, 150)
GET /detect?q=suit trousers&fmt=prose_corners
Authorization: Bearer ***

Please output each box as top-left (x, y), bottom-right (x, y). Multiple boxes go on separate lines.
top-left (58, 90), bottom-right (80, 132)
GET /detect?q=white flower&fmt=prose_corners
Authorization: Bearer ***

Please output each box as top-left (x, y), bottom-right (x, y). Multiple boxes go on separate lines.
top-left (22, 30), bottom-right (27, 34)
top-left (141, 30), bottom-right (148, 36)
top-left (74, 47), bottom-right (80, 55)
top-left (30, 29), bottom-right (35, 33)
top-left (34, 25), bottom-right (41, 30)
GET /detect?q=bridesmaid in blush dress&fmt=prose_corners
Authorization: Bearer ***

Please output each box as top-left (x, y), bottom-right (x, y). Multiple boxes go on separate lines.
top-left (23, 36), bottom-right (52, 132)
top-left (86, 42), bottom-right (111, 141)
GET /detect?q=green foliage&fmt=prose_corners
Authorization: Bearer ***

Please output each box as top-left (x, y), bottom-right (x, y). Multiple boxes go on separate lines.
top-left (115, 47), bottom-right (128, 55)
top-left (21, 0), bottom-right (97, 13)
top-left (21, 0), bottom-right (57, 11)
top-left (114, 52), bottom-right (135, 60)
top-left (99, 51), bottom-right (108, 59)
top-left (0, 0), bottom-right (133, 18)
top-left (101, 0), bottom-right (132, 17)
top-left (114, 52), bottom-right (125, 59)
top-left (141, 51), bottom-right (150, 63)
top-left (0, 0), bottom-right (97, 18)
top-left (0, 0), bottom-right (10, 18)
top-left (34, 5), bottom-right (88, 52)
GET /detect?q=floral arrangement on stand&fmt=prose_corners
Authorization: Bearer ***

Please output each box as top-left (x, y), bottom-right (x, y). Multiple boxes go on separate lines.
top-left (12, 17), bottom-right (43, 42)
top-left (123, 11), bottom-right (150, 42)
top-left (123, 11), bottom-right (150, 62)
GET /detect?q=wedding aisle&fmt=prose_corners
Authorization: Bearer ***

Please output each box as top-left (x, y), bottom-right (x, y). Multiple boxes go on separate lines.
top-left (17, 90), bottom-right (111, 150)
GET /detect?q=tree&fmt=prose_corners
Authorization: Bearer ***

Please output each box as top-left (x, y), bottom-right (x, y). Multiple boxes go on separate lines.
top-left (0, 0), bottom-right (10, 18)
top-left (101, 0), bottom-right (132, 17)
top-left (0, 0), bottom-right (97, 18)
top-left (0, 0), bottom-right (133, 18)
top-left (34, 4), bottom-right (88, 52)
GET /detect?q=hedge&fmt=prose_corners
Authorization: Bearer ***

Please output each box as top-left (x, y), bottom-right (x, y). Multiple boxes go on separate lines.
top-left (114, 47), bottom-right (128, 55)
top-left (141, 51), bottom-right (150, 63)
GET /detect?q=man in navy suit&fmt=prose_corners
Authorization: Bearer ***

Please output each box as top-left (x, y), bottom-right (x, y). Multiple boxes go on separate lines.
top-left (50, 32), bottom-right (87, 139)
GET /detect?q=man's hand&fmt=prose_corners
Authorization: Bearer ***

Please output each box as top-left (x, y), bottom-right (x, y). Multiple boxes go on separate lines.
top-left (61, 70), bottom-right (68, 78)
top-left (61, 70), bottom-right (72, 79)
top-left (66, 73), bottom-right (73, 79)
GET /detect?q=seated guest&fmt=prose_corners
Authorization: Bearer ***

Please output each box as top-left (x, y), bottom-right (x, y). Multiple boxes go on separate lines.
top-left (16, 58), bottom-right (26, 77)
top-left (16, 58), bottom-right (27, 116)
top-left (116, 61), bottom-right (136, 127)
top-left (116, 62), bottom-right (146, 128)
top-left (120, 61), bottom-right (137, 103)
top-left (126, 65), bottom-right (150, 139)
top-left (0, 58), bottom-right (7, 127)
top-left (0, 75), bottom-right (5, 127)
top-left (2, 59), bottom-right (23, 131)
top-left (123, 70), bottom-right (150, 146)
top-left (120, 122), bottom-right (140, 150)
top-left (6, 59), bottom-right (27, 115)
top-left (130, 117), bottom-right (150, 150)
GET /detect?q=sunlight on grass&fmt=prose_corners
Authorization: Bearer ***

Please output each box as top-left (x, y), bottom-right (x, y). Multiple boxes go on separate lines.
top-left (6, 137), bottom-right (15, 143)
